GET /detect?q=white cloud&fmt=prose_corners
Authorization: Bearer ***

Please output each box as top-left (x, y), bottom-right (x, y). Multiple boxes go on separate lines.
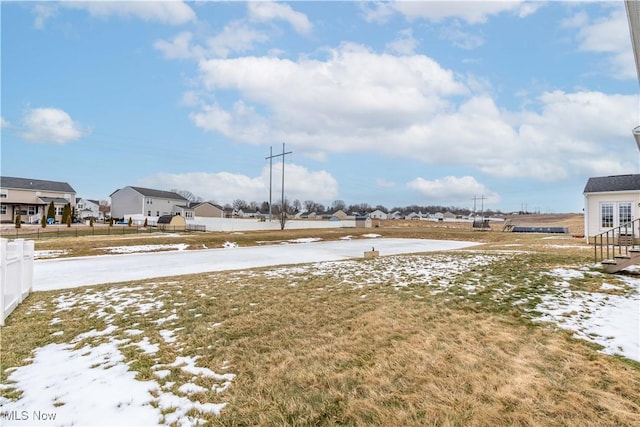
top-left (154, 32), bottom-right (203, 60)
top-left (439, 24), bottom-right (485, 50)
top-left (573, 6), bottom-right (635, 79)
top-left (185, 44), bottom-right (635, 183)
top-left (0, 116), bottom-right (10, 128)
top-left (363, 1), bottom-right (539, 25)
top-left (19, 108), bottom-right (90, 144)
top-left (63, 0), bottom-right (196, 26)
top-left (32, 4), bottom-right (57, 29)
top-left (386, 28), bottom-right (419, 55)
top-left (205, 21), bottom-right (270, 58)
top-left (407, 176), bottom-right (499, 206)
top-left (137, 164), bottom-right (338, 205)
top-left (248, 1), bottom-right (312, 34)
top-left (155, 22), bottom-right (269, 60)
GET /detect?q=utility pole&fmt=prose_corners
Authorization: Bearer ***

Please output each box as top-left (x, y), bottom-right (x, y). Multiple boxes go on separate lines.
top-left (265, 143), bottom-right (292, 229)
top-left (267, 147), bottom-right (273, 221)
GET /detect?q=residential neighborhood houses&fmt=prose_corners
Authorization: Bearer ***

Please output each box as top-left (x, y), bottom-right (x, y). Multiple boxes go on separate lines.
top-left (6, 173), bottom-right (639, 234)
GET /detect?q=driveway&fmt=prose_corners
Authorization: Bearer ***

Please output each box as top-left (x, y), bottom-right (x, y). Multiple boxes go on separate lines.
top-left (33, 238), bottom-right (481, 291)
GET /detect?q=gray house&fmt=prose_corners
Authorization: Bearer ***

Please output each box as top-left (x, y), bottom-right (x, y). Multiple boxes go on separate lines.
top-left (0, 176), bottom-right (76, 224)
top-left (110, 186), bottom-right (189, 219)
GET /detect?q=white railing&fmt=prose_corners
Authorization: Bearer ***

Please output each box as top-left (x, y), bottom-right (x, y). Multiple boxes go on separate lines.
top-left (0, 238), bottom-right (34, 326)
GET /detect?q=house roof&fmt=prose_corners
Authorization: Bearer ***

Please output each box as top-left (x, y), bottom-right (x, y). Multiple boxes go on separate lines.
top-left (189, 201), bottom-right (223, 209)
top-left (39, 197), bottom-right (72, 205)
top-left (583, 174), bottom-right (640, 193)
top-left (127, 186), bottom-right (188, 201)
top-left (1, 176), bottom-right (75, 193)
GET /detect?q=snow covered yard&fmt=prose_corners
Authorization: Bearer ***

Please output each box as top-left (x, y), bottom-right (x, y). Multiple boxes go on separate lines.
top-left (2, 244), bottom-right (640, 426)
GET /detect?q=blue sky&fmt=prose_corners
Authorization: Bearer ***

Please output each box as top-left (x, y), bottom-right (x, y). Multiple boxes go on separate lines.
top-left (1, 1), bottom-right (638, 213)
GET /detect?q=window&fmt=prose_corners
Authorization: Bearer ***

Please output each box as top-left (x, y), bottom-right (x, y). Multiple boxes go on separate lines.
top-left (0, 205), bottom-right (6, 214)
top-left (619, 202), bottom-right (632, 226)
top-left (0, 189), bottom-right (7, 198)
top-left (148, 210), bottom-right (151, 216)
top-left (185, 211), bottom-right (193, 218)
top-left (601, 203), bottom-right (613, 228)
top-left (28, 206), bottom-right (36, 215)
top-left (55, 206), bottom-right (64, 215)
top-left (147, 198), bottom-right (153, 204)
top-left (156, 211), bottom-right (159, 216)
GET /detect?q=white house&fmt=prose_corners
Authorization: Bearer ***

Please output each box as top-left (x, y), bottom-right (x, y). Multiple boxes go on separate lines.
top-left (369, 209), bottom-right (387, 220)
top-left (76, 198), bottom-right (102, 220)
top-left (110, 186), bottom-right (189, 219)
top-left (583, 174), bottom-right (640, 242)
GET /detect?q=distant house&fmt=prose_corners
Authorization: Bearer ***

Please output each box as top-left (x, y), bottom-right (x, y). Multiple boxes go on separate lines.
top-left (355, 215), bottom-right (372, 228)
top-left (388, 211), bottom-right (403, 220)
top-left (0, 176), bottom-right (76, 224)
top-left (584, 174), bottom-right (640, 242)
top-left (369, 209), bottom-right (387, 220)
top-left (191, 202), bottom-right (225, 218)
top-left (329, 209), bottom-right (349, 220)
top-left (76, 198), bottom-right (102, 220)
top-left (110, 186), bottom-right (189, 219)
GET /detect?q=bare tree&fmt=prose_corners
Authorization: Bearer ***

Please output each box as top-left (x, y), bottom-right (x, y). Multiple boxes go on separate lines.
top-left (171, 189), bottom-right (203, 203)
top-left (232, 199), bottom-right (248, 210)
top-left (332, 199), bottom-right (346, 212)
top-left (99, 200), bottom-right (111, 218)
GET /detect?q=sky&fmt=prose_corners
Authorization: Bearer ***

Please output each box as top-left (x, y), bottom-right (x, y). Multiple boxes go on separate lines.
top-left (1, 0), bottom-right (639, 213)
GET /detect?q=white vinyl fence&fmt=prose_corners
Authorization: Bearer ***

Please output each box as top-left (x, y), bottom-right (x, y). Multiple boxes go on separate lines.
top-left (0, 238), bottom-right (34, 326)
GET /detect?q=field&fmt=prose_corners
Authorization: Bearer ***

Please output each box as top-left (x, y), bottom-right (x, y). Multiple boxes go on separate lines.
top-left (2, 214), bottom-right (640, 426)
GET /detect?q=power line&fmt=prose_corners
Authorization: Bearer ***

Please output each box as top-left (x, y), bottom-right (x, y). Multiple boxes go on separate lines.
top-left (265, 143), bottom-right (292, 222)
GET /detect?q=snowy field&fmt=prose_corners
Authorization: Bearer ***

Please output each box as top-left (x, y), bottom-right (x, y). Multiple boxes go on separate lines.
top-left (32, 237), bottom-right (480, 290)
top-left (2, 238), bottom-right (639, 426)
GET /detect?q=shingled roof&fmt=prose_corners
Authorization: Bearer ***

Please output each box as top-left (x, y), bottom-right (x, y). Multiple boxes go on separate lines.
top-left (128, 186), bottom-right (188, 201)
top-left (0, 176), bottom-right (76, 193)
top-left (583, 174), bottom-right (640, 193)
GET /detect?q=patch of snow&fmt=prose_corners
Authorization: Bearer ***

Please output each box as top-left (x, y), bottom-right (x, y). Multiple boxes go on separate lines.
top-left (101, 244), bottom-right (189, 254)
top-left (34, 250), bottom-right (69, 259)
top-left (534, 269), bottom-right (640, 362)
top-left (362, 234), bottom-right (381, 238)
top-left (222, 241), bottom-right (238, 248)
top-left (133, 337), bottom-right (159, 355)
top-left (178, 383), bottom-right (207, 395)
top-left (287, 237), bottom-right (322, 243)
top-left (0, 342), bottom-right (160, 426)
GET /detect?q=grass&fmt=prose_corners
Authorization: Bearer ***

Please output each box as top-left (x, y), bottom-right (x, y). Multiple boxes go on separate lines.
top-left (3, 219), bottom-right (640, 426)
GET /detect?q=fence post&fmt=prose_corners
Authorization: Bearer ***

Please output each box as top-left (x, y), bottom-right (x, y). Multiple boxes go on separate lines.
top-left (22, 240), bottom-right (34, 298)
top-left (1, 238), bottom-right (7, 326)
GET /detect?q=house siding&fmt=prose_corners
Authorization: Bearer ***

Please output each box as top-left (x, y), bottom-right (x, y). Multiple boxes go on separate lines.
top-left (584, 190), bottom-right (640, 241)
top-left (110, 186), bottom-right (188, 218)
top-left (193, 204), bottom-right (220, 217)
top-left (1, 178), bottom-right (75, 224)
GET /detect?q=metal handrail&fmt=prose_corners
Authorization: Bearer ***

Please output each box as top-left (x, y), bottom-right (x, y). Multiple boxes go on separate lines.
top-left (593, 218), bottom-right (640, 263)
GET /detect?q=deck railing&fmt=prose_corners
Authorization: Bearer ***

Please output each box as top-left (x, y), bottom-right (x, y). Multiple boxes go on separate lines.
top-left (593, 218), bottom-right (640, 263)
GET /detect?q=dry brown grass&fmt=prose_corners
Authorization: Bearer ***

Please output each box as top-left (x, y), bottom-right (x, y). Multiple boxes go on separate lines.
top-left (23, 214), bottom-right (588, 259)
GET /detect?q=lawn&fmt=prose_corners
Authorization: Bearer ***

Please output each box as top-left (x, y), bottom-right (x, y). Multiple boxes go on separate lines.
top-left (2, 219), bottom-right (639, 426)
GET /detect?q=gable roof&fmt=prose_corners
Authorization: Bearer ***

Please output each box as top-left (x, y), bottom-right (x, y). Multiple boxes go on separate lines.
top-left (584, 174), bottom-right (640, 193)
top-left (128, 186), bottom-right (188, 201)
top-left (1, 176), bottom-right (75, 193)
